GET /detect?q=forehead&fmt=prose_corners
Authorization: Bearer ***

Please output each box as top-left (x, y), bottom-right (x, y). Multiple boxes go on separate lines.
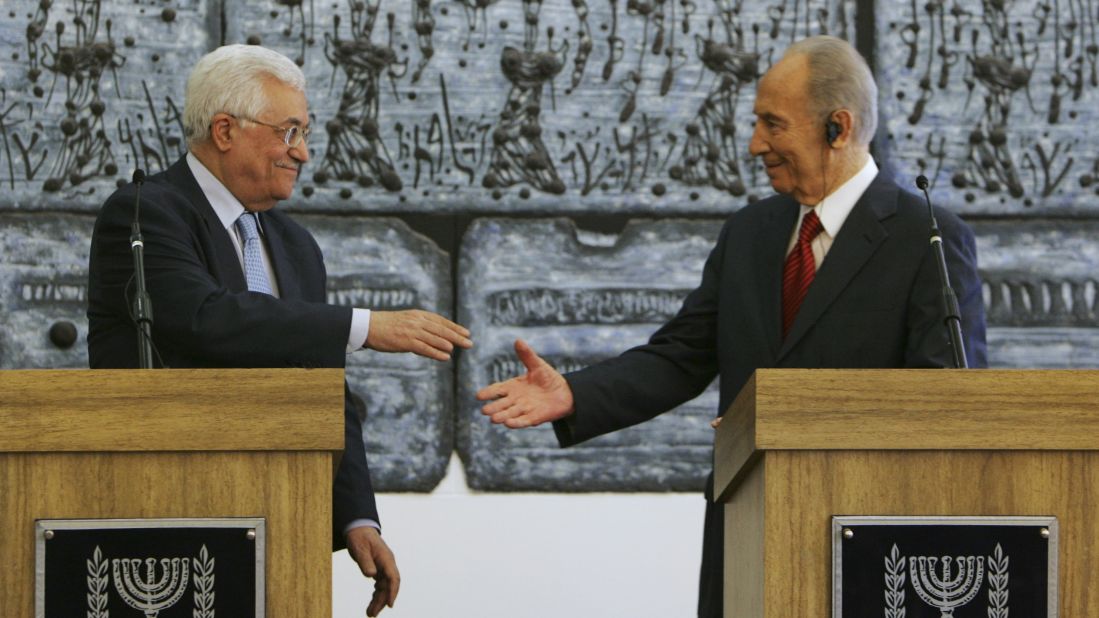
top-left (753, 54), bottom-right (810, 117)
top-left (260, 77), bottom-right (309, 123)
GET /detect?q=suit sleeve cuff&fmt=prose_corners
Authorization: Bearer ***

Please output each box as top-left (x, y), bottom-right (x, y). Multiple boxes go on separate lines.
top-left (346, 308), bottom-right (372, 353)
top-left (552, 415), bottom-right (577, 447)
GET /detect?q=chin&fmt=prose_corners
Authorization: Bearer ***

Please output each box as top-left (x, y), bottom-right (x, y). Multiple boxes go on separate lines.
top-left (769, 180), bottom-right (792, 196)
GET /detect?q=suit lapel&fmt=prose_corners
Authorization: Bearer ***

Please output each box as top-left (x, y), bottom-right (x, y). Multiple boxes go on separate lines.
top-left (259, 212), bottom-right (303, 300)
top-left (161, 158), bottom-right (248, 292)
top-left (777, 175), bottom-right (897, 359)
top-left (756, 198), bottom-right (801, 358)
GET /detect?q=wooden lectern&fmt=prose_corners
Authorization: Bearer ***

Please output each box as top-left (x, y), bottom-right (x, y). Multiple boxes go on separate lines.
top-left (0, 368), bottom-right (345, 616)
top-left (713, 368), bottom-right (1099, 616)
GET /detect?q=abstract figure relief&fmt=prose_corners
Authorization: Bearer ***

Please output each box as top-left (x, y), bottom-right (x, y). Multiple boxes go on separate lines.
top-left (1, 0), bottom-right (197, 206)
top-left (879, 0), bottom-right (1099, 214)
top-left (222, 0), bottom-right (850, 212)
top-left (316, 0), bottom-right (405, 194)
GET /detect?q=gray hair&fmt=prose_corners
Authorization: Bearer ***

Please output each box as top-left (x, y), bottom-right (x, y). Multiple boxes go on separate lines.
top-left (785, 36), bottom-right (878, 145)
top-left (183, 44), bottom-right (306, 147)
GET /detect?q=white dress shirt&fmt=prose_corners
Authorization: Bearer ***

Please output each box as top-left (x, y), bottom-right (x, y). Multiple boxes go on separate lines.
top-left (785, 156), bottom-right (879, 267)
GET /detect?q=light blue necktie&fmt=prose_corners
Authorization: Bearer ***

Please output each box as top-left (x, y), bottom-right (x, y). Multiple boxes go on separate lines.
top-left (235, 212), bottom-right (273, 295)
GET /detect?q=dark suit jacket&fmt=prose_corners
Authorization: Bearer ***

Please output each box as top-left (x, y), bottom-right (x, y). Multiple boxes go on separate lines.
top-left (554, 173), bottom-right (988, 617)
top-left (87, 156), bottom-right (378, 549)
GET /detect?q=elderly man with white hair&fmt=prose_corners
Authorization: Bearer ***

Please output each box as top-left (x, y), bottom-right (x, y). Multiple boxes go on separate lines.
top-left (478, 35), bottom-right (987, 617)
top-left (88, 44), bottom-right (473, 616)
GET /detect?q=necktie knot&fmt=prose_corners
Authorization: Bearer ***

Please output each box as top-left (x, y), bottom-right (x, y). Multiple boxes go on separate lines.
top-left (798, 210), bottom-right (824, 244)
top-left (236, 211), bottom-right (260, 241)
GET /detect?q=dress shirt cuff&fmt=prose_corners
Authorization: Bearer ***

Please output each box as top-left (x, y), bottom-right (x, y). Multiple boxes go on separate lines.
top-left (347, 308), bottom-right (372, 353)
top-left (344, 519), bottom-right (381, 538)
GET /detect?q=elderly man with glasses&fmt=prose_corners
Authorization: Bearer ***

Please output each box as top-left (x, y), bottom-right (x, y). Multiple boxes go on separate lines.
top-left (87, 44), bottom-right (472, 617)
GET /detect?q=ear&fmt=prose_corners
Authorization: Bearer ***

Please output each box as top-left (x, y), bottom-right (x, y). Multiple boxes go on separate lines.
top-left (208, 113), bottom-right (235, 153)
top-left (826, 109), bottom-right (855, 149)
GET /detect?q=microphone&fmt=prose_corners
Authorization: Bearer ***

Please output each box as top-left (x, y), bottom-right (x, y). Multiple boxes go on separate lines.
top-left (129, 168), bottom-right (154, 369)
top-left (914, 175), bottom-right (968, 369)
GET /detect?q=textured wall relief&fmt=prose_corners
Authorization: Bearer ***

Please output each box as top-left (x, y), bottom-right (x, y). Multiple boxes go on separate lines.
top-left (0, 0), bottom-right (212, 209)
top-left (974, 221), bottom-right (1099, 367)
top-left (456, 218), bottom-right (723, 491)
top-left (302, 215), bottom-right (453, 491)
top-left (227, 0), bottom-right (855, 213)
top-left (0, 214), bottom-right (94, 368)
top-left (878, 0), bottom-right (1099, 214)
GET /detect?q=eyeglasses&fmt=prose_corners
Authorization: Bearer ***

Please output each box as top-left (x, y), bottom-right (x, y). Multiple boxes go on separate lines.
top-left (229, 114), bottom-right (311, 148)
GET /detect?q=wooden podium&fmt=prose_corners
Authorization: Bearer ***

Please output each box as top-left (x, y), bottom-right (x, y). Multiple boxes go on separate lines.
top-left (713, 368), bottom-right (1099, 617)
top-left (0, 368), bottom-right (345, 616)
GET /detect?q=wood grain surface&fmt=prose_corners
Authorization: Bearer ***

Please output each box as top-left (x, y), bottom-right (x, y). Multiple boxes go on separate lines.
top-left (716, 369), bottom-right (1099, 617)
top-left (0, 368), bottom-right (344, 452)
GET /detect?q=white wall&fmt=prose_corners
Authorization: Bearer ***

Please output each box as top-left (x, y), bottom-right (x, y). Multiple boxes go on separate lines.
top-left (334, 455), bottom-right (705, 618)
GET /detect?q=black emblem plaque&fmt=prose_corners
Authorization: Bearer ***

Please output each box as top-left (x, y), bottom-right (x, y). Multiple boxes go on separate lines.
top-left (832, 516), bottom-right (1057, 618)
top-left (35, 518), bottom-right (265, 618)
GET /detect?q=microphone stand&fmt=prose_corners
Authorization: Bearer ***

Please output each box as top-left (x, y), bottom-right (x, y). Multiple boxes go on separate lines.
top-left (129, 169), bottom-right (154, 369)
top-left (915, 175), bottom-right (967, 369)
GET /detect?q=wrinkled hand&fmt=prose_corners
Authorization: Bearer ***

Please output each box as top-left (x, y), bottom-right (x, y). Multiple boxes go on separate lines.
top-left (477, 339), bottom-right (575, 428)
top-left (710, 417), bottom-right (722, 429)
top-left (346, 526), bottom-right (400, 617)
top-left (366, 309), bottom-right (472, 361)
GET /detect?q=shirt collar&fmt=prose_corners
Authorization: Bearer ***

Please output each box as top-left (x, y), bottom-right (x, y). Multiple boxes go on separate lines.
top-left (186, 152), bottom-right (257, 233)
top-left (804, 156), bottom-right (879, 237)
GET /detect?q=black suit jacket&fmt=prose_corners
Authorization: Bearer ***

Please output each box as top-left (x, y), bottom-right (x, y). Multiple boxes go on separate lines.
top-left (554, 173), bottom-right (988, 617)
top-left (87, 156), bottom-right (378, 548)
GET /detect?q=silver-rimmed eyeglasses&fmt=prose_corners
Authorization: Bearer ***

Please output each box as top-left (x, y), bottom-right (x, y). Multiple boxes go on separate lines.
top-left (229, 114), bottom-right (310, 148)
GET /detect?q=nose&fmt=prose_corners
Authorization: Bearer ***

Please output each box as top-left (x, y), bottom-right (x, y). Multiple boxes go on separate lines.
top-left (748, 121), bottom-right (768, 157)
top-left (289, 139), bottom-right (309, 164)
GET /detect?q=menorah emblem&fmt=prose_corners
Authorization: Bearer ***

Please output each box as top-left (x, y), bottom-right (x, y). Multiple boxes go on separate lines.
top-left (908, 554), bottom-right (986, 617)
top-left (110, 556), bottom-right (191, 617)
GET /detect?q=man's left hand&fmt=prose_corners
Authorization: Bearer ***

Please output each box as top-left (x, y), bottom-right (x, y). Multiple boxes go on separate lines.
top-left (346, 526), bottom-right (400, 617)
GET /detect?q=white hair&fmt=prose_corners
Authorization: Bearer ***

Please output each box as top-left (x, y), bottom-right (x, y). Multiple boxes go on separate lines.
top-left (183, 44), bottom-right (306, 147)
top-left (785, 36), bottom-right (878, 145)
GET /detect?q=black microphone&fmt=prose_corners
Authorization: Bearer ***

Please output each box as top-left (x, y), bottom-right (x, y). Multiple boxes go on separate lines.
top-left (129, 168), bottom-right (154, 369)
top-left (914, 175), bottom-right (967, 369)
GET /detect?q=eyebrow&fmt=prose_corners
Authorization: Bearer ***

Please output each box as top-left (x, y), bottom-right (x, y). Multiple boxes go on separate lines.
top-left (281, 116), bottom-right (307, 127)
top-left (755, 112), bottom-right (785, 125)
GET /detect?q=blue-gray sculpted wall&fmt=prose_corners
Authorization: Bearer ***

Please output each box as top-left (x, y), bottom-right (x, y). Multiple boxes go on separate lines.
top-left (456, 218), bottom-right (722, 491)
top-left (0, 0), bottom-right (1096, 492)
top-left (877, 0), bottom-right (1099, 215)
top-left (0, 0), bottom-right (210, 209)
top-left (223, 0), bottom-right (853, 213)
top-left (302, 216), bottom-right (454, 491)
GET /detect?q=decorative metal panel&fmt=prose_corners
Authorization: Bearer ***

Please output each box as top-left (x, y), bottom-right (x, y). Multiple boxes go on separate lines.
top-left (833, 515), bottom-right (1057, 618)
top-left (35, 518), bottom-right (265, 618)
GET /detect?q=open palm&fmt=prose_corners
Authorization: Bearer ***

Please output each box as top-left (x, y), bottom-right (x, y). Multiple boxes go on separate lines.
top-left (476, 339), bottom-right (575, 428)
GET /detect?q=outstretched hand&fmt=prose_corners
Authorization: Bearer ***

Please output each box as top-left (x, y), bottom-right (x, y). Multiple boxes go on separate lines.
top-left (346, 526), bottom-right (401, 617)
top-left (366, 309), bottom-right (472, 361)
top-left (476, 339), bottom-right (575, 428)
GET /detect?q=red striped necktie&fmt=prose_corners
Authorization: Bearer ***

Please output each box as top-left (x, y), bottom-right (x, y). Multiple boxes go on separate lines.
top-left (781, 210), bottom-right (824, 339)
